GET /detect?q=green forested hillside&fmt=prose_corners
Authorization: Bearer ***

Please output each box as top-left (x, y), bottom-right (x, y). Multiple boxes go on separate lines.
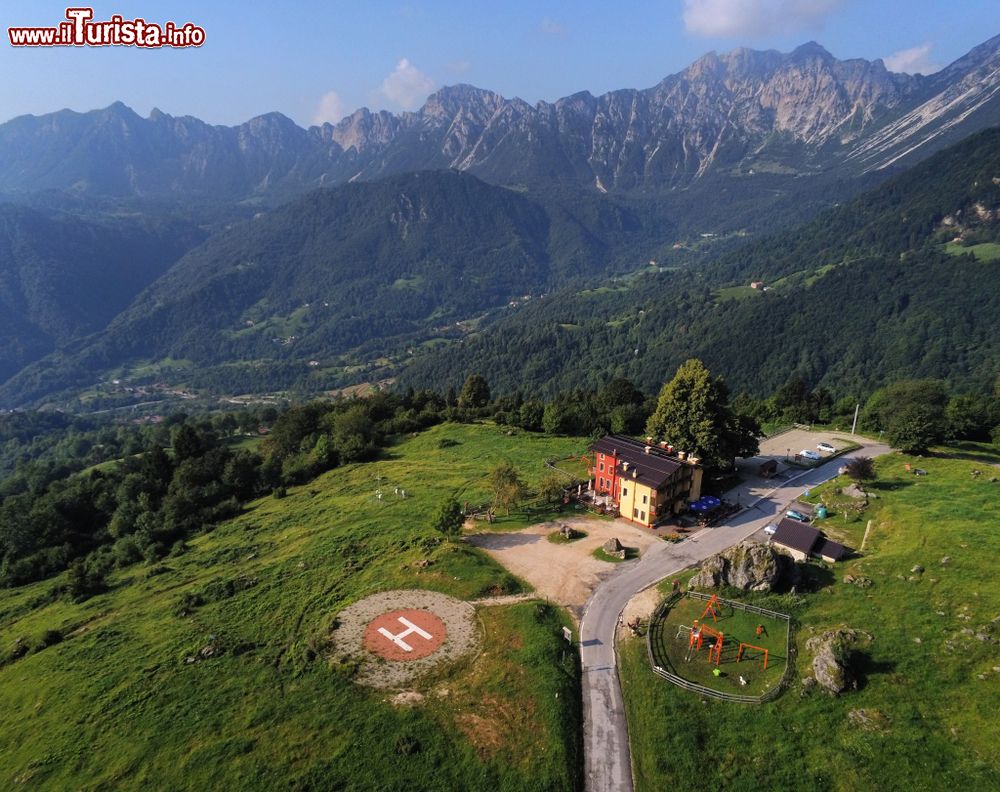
top-left (0, 206), bottom-right (205, 382)
top-left (0, 171), bottom-right (655, 406)
top-left (400, 127), bottom-right (1000, 399)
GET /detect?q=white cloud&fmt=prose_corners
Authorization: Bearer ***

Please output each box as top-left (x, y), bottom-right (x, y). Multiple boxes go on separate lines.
top-left (884, 42), bottom-right (942, 75)
top-left (380, 58), bottom-right (436, 110)
top-left (540, 17), bottom-right (566, 36)
top-left (682, 0), bottom-right (845, 38)
top-left (312, 91), bottom-right (345, 126)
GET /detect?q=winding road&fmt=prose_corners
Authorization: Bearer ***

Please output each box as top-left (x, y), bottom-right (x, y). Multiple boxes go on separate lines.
top-left (579, 437), bottom-right (892, 792)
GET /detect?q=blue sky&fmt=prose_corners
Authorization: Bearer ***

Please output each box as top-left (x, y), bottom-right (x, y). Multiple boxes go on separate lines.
top-left (2, 1), bottom-right (997, 127)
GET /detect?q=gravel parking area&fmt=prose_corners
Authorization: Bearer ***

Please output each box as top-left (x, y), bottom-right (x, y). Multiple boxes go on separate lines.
top-left (468, 517), bottom-right (661, 619)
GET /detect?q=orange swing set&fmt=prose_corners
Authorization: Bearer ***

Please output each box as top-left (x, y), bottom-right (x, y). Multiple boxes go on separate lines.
top-left (688, 619), bottom-right (724, 665)
top-left (700, 593), bottom-right (722, 623)
top-left (736, 642), bottom-right (769, 670)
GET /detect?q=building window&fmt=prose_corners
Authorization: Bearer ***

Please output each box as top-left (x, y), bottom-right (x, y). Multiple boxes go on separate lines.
top-left (600, 453), bottom-right (604, 460)
top-left (633, 508), bottom-right (639, 518)
top-left (640, 511), bottom-right (646, 522)
top-left (599, 462), bottom-right (604, 472)
top-left (622, 487), bottom-right (628, 497)
top-left (642, 494), bottom-right (648, 505)
top-left (599, 477), bottom-right (604, 488)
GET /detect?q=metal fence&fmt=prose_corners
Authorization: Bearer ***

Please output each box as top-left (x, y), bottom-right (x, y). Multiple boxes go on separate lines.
top-left (646, 591), bottom-right (794, 704)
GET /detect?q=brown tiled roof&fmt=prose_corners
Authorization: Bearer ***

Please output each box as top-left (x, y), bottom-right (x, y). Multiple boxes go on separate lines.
top-left (772, 519), bottom-right (821, 555)
top-left (815, 537), bottom-right (847, 561)
top-left (590, 434), bottom-right (688, 489)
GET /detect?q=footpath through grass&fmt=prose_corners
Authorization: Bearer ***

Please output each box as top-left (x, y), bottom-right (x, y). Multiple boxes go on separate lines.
top-left (0, 423), bottom-right (585, 791)
top-left (622, 442), bottom-right (1000, 792)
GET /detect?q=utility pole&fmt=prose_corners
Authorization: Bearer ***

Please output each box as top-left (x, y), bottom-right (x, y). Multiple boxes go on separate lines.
top-left (851, 403), bottom-right (860, 435)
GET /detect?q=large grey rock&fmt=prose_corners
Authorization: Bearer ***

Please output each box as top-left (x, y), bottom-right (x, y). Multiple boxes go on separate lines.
top-left (805, 628), bottom-right (874, 695)
top-left (689, 542), bottom-right (798, 592)
top-left (602, 537), bottom-right (626, 560)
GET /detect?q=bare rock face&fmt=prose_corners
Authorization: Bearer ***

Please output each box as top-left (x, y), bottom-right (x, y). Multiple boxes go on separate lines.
top-left (689, 542), bottom-right (798, 592)
top-left (806, 628), bottom-right (874, 695)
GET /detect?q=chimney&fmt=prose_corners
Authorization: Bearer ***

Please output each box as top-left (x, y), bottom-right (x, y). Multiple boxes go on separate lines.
top-left (644, 446), bottom-right (652, 454)
top-left (646, 436), bottom-right (653, 444)
top-left (666, 445), bottom-right (674, 454)
top-left (622, 461), bottom-right (629, 471)
top-left (678, 451), bottom-right (687, 461)
top-left (659, 441), bottom-right (668, 449)
top-left (689, 455), bottom-right (701, 466)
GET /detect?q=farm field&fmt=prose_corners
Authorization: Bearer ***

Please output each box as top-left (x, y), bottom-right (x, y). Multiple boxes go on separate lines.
top-left (621, 442), bottom-right (1000, 792)
top-left (0, 423), bottom-right (586, 791)
top-left (944, 241), bottom-right (1000, 262)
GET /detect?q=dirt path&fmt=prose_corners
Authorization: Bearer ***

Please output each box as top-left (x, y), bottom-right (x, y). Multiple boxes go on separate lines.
top-left (467, 517), bottom-right (661, 620)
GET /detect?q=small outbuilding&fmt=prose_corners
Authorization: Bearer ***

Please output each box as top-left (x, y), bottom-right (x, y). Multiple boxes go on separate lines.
top-left (771, 518), bottom-right (850, 563)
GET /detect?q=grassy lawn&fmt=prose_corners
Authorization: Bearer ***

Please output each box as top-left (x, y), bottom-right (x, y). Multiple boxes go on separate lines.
top-left (648, 594), bottom-right (788, 697)
top-left (621, 442), bottom-right (1000, 791)
top-left (944, 241), bottom-right (1000, 261)
top-left (0, 423), bottom-right (584, 790)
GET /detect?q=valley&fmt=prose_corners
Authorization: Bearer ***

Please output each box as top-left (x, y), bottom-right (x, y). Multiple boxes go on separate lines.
top-left (1, 17), bottom-right (999, 792)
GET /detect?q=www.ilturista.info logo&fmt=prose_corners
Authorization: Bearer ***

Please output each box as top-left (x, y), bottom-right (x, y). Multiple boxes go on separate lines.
top-left (8, 7), bottom-right (205, 48)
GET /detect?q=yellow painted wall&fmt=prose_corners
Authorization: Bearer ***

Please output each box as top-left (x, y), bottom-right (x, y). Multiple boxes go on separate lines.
top-left (619, 475), bottom-right (654, 526)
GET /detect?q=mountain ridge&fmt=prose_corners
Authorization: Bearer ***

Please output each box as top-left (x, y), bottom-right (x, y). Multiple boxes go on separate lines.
top-left (1, 35), bottom-right (998, 202)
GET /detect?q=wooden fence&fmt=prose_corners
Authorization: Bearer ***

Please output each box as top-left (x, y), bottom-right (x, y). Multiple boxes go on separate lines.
top-left (646, 591), bottom-right (794, 704)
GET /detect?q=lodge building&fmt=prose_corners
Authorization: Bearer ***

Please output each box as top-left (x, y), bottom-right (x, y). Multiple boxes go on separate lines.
top-left (589, 434), bottom-right (704, 527)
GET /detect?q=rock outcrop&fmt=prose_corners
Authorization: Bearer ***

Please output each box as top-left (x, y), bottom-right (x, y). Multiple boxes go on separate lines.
top-left (689, 542), bottom-right (798, 592)
top-left (602, 537), bottom-right (626, 560)
top-left (805, 628), bottom-right (874, 695)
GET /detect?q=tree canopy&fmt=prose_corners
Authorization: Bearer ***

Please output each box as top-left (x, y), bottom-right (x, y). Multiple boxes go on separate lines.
top-left (645, 359), bottom-right (759, 471)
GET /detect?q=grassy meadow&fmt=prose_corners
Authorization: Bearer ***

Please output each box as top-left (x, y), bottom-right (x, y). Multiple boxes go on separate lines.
top-left (0, 423), bottom-right (586, 790)
top-left (622, 442), bottom-right (1000, 791)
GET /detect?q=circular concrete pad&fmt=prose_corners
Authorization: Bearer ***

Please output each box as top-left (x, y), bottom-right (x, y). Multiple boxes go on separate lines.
top-left (333, 590), bottom-right (479, 689)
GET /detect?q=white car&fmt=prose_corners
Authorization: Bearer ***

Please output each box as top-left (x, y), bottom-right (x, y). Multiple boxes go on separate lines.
top-left (799, 449), bottom-right (821, 461)
top-left (817, 442), bottom-right (836, 454)
top-left (763, 524), bottom-right (777, 535)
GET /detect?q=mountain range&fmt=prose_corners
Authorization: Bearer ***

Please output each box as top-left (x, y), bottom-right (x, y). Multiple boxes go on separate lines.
top-left (1, 37), bottom-right (999, 204)
top-left (0, 35), bottom-right (999, 408)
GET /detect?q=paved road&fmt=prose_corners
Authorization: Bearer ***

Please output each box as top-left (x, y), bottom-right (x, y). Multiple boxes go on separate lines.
top-left (579, 440), bottom-right (891, 792)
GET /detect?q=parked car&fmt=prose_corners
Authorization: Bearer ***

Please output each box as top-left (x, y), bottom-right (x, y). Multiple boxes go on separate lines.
top-left (799, 449), bottom-right (821, 461)
top-left (786, 509), bottom-right (810, 522)
top-left (816, 442), bottom-right (836, 454)
top-left (763, 524), bottom-right (778, 535)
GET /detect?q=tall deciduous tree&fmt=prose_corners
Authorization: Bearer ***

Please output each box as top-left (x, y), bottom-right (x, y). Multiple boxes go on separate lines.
top-left (488, 460), bottom-right (527, 516)
top-left (458, 374), bottom-right (491, 409)
top-left (433, 497), bottom-right (465, 540)
top-left (645, 359), bottom-right (759, 472)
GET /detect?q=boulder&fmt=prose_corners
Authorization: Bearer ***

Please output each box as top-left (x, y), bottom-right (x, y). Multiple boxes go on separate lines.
top-left (602, 538), bottom-right (626, 559)
top-left (689, 542), bottom-right (799, 592)
top-left (805, 628), bottom-right (873, 695)
top-left (561, 524), bottom-right (576, 540)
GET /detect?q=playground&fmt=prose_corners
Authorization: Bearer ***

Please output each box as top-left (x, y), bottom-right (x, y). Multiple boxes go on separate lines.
top-left (648, 592), bottom-right (789, 698)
